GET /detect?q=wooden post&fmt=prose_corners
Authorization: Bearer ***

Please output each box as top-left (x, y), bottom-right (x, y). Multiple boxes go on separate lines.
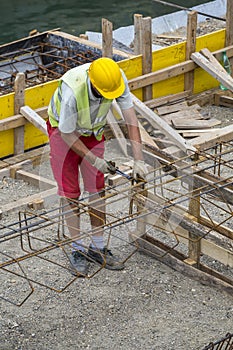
top-left (134, 14), bottom-right (143, 55)
top-left (184, 11), bottom-right (197, 93)
top-left (102, 18), bottom-right (113, 58)
top-left (14, 73), bottom-right (25, 155)
top-left (226, 0), bottom-right (233, 46)
top-left (141, 16), bottom-right (152, 101)
top-left (187, 187), bottom-right (201, 267)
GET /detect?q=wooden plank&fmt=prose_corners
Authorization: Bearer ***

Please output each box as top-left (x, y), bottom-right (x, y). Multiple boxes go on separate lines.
top-left (181, 129), bottom-right (221, 138)
top-left (157, 103), bottom-right (201, 116)
top-left (185, 11), bottom-right (197, 93)
top-left (176, 128), bottom-right (221, 135)
top-left (138, 121), bottom-right (158, 148)
top-left (187, 124), bottom-right (233, 149)
top-left (134, 14), bottom-right (143, 55)
top-left (128, 45), bottom-right (233, 92)
top-left (0, 187), bottom-right (58, 215)
top-left (191, 50), bottom-right (233, 92)
top-left (51, 30), bottom-right (132, 59)
top-left (141, 213), bottom-right (233, 268)
top-left (3, 145), bottom-right (50, 166)
top-left (201, 239), bottom-right (233, 268)
top-left (217, 95), bottom-right (233, 108)
top-left (15, 169), bottom-right (57, 189)
top-left (0, 114), bottom-right (26, 131)
top-left (106, 108), bottom-right (128, 157)
top-left (14, 73), bottom-right (25, 155)
top-left (145, 91), bottom-right (191, 109)
top-left (102, 18), bottom-right (113, 58)
top-left (131, 93), bottom-right (195, 152)
top-left (226, 0), bottom-right (233, 46)
top-left (0, 161), bottom-right (7, 170)
top-left (156, 101), bottom-right (188, 115)
top-left (162, 110), bottom-right (204, 125)
top-left (140, 194), bottom-right (233, 269)
top-left (20, 106), bottom-right (48, 135)
top-left (128, 60), bottom-right (196, 91)
top-left (188, 188), bottom-right (201, 267)
top-left (110, 101), bottom-right (158, 150)
top-left (141, 16), bottom-right (152, 101)
top-left (171, 118), bottom-right (221, 130)
top-left (137, 234), bottom-right (233, 294)
top-left (200, 48), bottom-right (228, 76)
top-left (199, 217), bottom-right (233, 241)
top-left (0, 107), bottom-right (48, 132)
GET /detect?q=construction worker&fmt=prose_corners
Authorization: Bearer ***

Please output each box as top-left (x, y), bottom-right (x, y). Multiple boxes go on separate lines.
top-left (47, 57), bottom-right (147, 276)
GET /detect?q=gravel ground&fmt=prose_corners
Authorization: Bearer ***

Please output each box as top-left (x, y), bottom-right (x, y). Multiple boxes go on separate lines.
top-left (1, 19), bottom-right (233, 350)
top-left (0, 116), bottom-right (232, 350)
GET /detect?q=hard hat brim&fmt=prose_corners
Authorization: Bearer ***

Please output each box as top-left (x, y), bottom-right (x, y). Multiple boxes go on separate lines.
top-left (96, 76), bottom-right (125, 99)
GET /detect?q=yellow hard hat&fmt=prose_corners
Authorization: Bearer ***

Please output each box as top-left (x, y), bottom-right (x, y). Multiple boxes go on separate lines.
top-left (88, 57), bottom-right (125, 99)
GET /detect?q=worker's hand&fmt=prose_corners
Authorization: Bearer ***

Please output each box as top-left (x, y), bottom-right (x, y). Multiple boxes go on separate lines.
top-left (133, 160), bottom-right (148, 181)
top-left (93, 157), bottom-right (117, 174)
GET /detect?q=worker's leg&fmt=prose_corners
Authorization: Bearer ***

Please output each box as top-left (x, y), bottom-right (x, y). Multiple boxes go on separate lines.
top-left (80, 135), bottom-right (124, 270)
top-left (88, 190), bottom-right (106, 248)
top-left (47, 122), bottom-right (88, 275)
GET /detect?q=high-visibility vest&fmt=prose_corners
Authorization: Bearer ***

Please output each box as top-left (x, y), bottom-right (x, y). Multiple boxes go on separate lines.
top-left (48, 63), bottom-right (113, 140)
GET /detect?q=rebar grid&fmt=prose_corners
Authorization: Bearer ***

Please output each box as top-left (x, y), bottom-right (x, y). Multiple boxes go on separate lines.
top-left (0, 141), bottom-right (232, 305)
top-left (0, 42), bottom-right (100, 94)
top-left (202, 333), bottom-right (233, 350)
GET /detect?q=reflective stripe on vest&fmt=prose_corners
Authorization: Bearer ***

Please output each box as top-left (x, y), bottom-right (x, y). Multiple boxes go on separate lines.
top-left (48, 64), bottom-right (113, 140)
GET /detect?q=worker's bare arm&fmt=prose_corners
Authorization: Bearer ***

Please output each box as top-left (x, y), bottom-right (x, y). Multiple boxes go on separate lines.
top-left (122, 107), bottom-right (143, 161)
top-left (61, 131), bottom-right (96, 164)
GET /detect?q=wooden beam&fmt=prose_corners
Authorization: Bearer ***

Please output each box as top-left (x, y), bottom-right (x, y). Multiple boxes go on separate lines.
top-left (128, 46), bottom-right (233, 91)
top-left (0, 107), bottom-right (48, 132)
top-left (1, 187), bottom-right (58, 215)
top-left (102, 18), bottom-right (113, 58)
top-left (138, 121), bottom-right (159, 148)
top-left (188, 187), bottom-right (201, 267)
top-left (106, 107), bottom-right (128, 157)
top-left (200, 48), bottom-right (229, 76)
top-left (171, 118), bottom-right (221, 130)
top-left (226, 0), bottom-right (233, 46)
top-left (14, 73), bottom-right (25, 155)
top-left (20, 106), bottom-right (48, 135)
top-left (145, 91), bottom-right (191, 108)
top-left (15, 169), bottom-right (57, 190)
top-left (187, 124), bottom-right (233, 150)
top-left (141, 16), bottom-right (152, 101)
top-left (134, 14), bottom-right (143, 55)
top-left (137, 234), bottom-right (233, 294)
top-left (129, 60), bottom-right (196, 91)
top-left (137, 191), bottom-right (233, 268)
top-left (131, 93), bottom-right (196, 152)
top-left (191, 49), bottom-right (233, 92)
top-left (51, 30), bottom-right (132, 59)
top-left (156, 101), bottom-right (201, 116)
top-left (215, 95), bottom-right (233, 108)
top-left (184, 11), bottom-right (197, 93)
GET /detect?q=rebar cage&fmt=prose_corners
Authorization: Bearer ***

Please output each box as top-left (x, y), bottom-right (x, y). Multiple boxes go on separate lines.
top-left (202, 333), bottom-right (233, 350)
top-left (0, 138), bottom-right (232, 306)
top-left (0, 31), bottom-right (125, 95)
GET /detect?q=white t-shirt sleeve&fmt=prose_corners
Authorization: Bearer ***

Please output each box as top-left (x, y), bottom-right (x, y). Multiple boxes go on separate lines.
top-left (58, 82), bottom-right (78, 133)
top-left (116, 70), bottom-right (133, 110)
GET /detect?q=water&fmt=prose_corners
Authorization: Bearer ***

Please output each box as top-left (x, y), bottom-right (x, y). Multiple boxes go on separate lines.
top-left (0, 0), bottom-right (214, 45)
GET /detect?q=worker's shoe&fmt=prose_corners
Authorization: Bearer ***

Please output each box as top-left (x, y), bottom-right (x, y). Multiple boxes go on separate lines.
top-left (69, 250), bottom-right (89, 276)
top-left (87, 246), bottom-right (125, 270)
